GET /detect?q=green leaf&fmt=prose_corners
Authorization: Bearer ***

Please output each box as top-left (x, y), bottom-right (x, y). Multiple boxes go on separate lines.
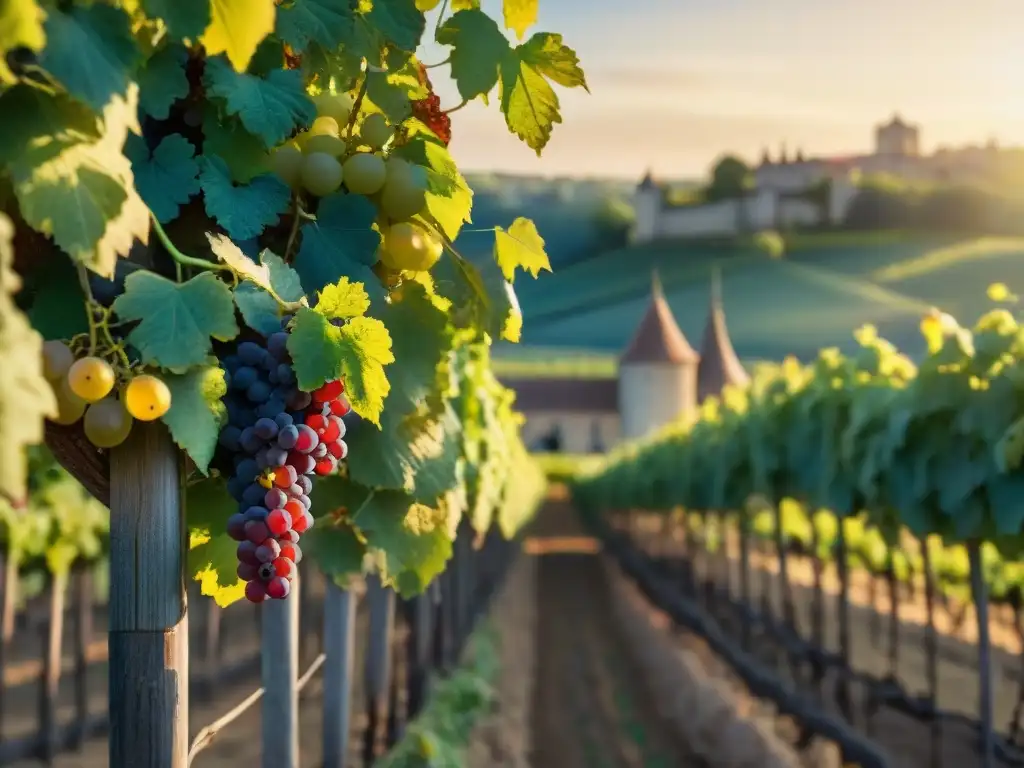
top-left (39, 4), bottom-right (139, 113)
top-left (436, 9), bottom-right (509, 102)
top-left (207, 235), bottom-right (303, 301)
top-left (201, 106), bottom-right (270, 183)
top-left (395, 137), bottom-right (472, 241)
top-left (26, 254), bottom-right (88, 341)
top-left (303, 523), bottom-right (366, 582)
top-left (126, 133), bottom-right (200, 223)
top-left (365, 0), bottom-right (424, 52)
top-left (186, 477), bottom-right (234, 533)
top-left (276, 0), bottom-right (354, 55)
top-left (432, 253), bottom-right (520, 342)
top-left (352, 490), bottom-right (452, 595)
top-left (189, 532), bottom-right (246, 607)
top-left (493, 216), bottom-right (549, 281)
top-left (7, 92), bottom-right (150, 277)
top-left (200, 0), bottom-right (277, 73)
top-left (373, 280), bottom-right (452, 415)
top-left (293, 192), bottom-right (382, 297)
top-left (502, 0), bottom-right (537, 39)
top-left (113, 271), bottom-right (239, 370)
top-left (161, 364), bottom-right (228, 474)
top-left (364, 62), bottom-right (427, 124)
top-left (0, 214), bottom-right (57, 503)
top-left (137, 43), bottom-right (190, 120)
top-left (233, 282), bottom-right (281, 336)
top-left (204, 57), bottom-right (316, 148)
top-left (141, 0), bottom-right (210, 40)
top-left (498, 34), bottom-right (587, 154)
top-left (0, 87), bottom-right (100, 168)
top-left (0, 0), bottom-right (46, 83)
top-left (198, 155), bottom-right (291, 240)
top-left (287, 306), bottom-right (393, 424)
top-left (315, 278), bottom-right (371, 320)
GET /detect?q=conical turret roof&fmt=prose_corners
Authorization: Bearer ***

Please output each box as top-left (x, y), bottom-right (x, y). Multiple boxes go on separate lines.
top-left (621, 271), bottom-right (699, 365)
top-left (697, 267), bottom-right (749, 400)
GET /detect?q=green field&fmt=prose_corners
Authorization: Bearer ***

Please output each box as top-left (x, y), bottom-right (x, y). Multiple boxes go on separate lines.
top-left (503, 231), bottom-right (1024, 366)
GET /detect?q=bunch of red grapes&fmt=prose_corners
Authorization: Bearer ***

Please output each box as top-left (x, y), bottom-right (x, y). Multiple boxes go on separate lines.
top-left (412, 63), bottom-right (451, 147)
top-left (218, 320), bottom-right (351, 602)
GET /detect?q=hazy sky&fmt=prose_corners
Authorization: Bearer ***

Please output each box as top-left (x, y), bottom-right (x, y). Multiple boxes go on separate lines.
top-left (417, 0), bottom-right (1024, 179)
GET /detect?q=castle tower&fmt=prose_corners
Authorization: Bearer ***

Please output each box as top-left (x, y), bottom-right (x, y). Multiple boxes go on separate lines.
top-left (631, 170), bottom-right (661, 244)
top-left (697, 268), bottom-right (749, 402)
top-left (618, 271), bottom-right (699, 440)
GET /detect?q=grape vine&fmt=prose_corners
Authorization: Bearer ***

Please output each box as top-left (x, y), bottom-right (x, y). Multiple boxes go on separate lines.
top-left (0, 0), bottom-right (581, 605)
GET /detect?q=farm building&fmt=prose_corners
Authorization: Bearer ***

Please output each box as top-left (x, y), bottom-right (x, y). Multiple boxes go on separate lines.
top-left (505, 273), bottom-right (749, 453)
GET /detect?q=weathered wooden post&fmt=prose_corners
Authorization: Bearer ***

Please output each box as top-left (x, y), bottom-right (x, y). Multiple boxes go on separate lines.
top-left (322, 579), bottom-right (357, 768)
top-left (363, 574), bottom-right (394, 763)
top-left (108, 422), bottom-right (188, 768)
top-left (262, 573), bottom-right (299, 768)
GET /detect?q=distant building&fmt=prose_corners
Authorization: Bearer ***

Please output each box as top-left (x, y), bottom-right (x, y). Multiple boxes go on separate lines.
top-left (633, 114), bottom-right (1018, 243)
top-left (506, 273), bottom-right (748, 453)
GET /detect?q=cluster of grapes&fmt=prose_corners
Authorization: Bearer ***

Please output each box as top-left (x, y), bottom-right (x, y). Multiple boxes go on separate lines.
top-left (411, 63), bottom-right (451, 147)
top-left (268, 90), bottom-right (443, 276)
top-left (42, 340), bottom-right (172, 449)
top-left (217, 321), bottom-right (350, 602)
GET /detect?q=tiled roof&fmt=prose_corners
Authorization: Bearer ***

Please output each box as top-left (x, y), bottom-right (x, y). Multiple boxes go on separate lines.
top-left (620, 272), bottom-right (699, 365)
top-left (697, 271), bottom-right (749, 401)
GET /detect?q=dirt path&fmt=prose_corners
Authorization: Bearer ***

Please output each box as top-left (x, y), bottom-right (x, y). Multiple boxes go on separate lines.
top-left (528, 505), bottom-right (697, 768)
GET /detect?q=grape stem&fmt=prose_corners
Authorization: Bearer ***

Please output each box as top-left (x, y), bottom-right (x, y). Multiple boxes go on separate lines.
top-left (75, 264), bottom-right (99, 355)
top-left (345, 65), bottom-right (370, 140)
top-left (422, 56), bottom-right (450, 69)
top-left (442, 99), bottom-right (468, 116)
top-left (284, 197), bottom-right (304, 263)
top-left (150, 215), bottom-right (230, 276)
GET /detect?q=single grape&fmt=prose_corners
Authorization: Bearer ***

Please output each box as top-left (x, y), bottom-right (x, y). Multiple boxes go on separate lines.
top-left (255, 448), bottom-right (270, 471)
top-left (330, 398), bottom-right (351, 417)
top-left (274, 412), bottom-right (294, 429)
top-left (266, 576), bottom-right (291, 600)
top-left (381, 158), bottom-right (428, 221)
top-left (266, 447), bottom-right (289, 467)
top-left (267, 508), bottom-right (292, 535)
top-left (237, 541), bottom-right (260, 566)
top-left (237, 562), bottom-right (260, 581)
top-left (295, 475), bottom-right (312, 495)
top-left (276, 364), bottom-right (295, 386)
top-left (232, 366), bottom-right (258, 390)
top-left (42, 341), bottom-right (74, 382)
top-left (253, 417), bottom-right (279, 440)
top-left (311, 442), bottom-right (329, 460)
top-left (322, 417), bottom-right (343, 443)
top-left (268, 332), bottom-right (290, 361)
top-left (313, 91), bottom-right (354, 126)
top-left (284, 499), bottom-right (304, 523)
top-left (326, 440), bottom-right (344, 459)
top-left (294, 424), bottom-right (319, 453)
top-left (242, 485), bottom-right (266, 506)
top-left (219, 425), bottom-right (242, 451)
top-left (343, 153), bottom-right (386, 195)
top-left (313, 379), bottom-right (344, 402)
top-left (288, 483), bottom-right (303, 497)
top-left (270, 144), bottom-right (304, 188)
top-left (257, 562), bottom-right (275, 582)
top-left (359, 113), bottom-right (392, 150)
top-left (265, 488), bottom-right (288, 509)
top-left (281, 530), bottom-right (300, 544)
top-left (297, 494), bottom-right (312, 510)
top-left (314, 456), bottom-right (337, 476)
top-left (244, 505), bottom-right (269, 521)
top-left (67, 357), bottom-right (116, 403)
top-left (50, 379), bottom-right (87, 426)
top-left (227, 476), bottom-right (246, 501)
top-left (245, 520), bottom-right (271, 544)
top-left (306, 413), bottom-right (327, 433)
top-left (245, 580), bottom-right (267, 603)
top-left (257, 398), bottom-right (287, 419)
top-left (277, 424), bottom-right (299, 450)
top-left (380, 222), bottom-right (443, 272)
top-left (290, 453), bottom-right (316, 475)
top-left (300, 152), bottom-right (343, 197)
top-left (227, 513), bottom-right (248, 541)
top-left (237, 342), bottom-right (265, 366)
top-left (124, 374), bottom-right (172, 421)
top-left (305, 132), bottom-right (347, 157)
top-left (274, 557), bottom-right (295, 579)
top-left (287, 390), bottom-right (312, 411)
top-left (255, 539), bottom-right (282, 563)
top-left (239, 428), bottom-right (263, 455)
top-left (247, 380), bottom-right (273, 404)
top-left (83, 398), bottom-right (134, 448)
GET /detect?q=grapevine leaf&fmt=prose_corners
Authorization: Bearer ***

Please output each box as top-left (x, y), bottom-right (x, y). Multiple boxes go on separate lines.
top-left (204, 57), bottom-right (316, 147)
top-left (126, 133), bottom-right (200, 223)
top-left (315, 278), bottom-right (370, 320)
top-left (207, 235), bottom-right (303, 302)
top-left (200, 0), bottom-right (277, 73)
top-left (365, 0), bottom-right (424, 52)
top-left (275, 0), bottom-right (354, 55)
top-left (161, 364), bottom-right (228, 474)
top-left (189, 532), bottom-right (246, 607)
top-left (137, 44), bottom-right (189, 120)
top-left (436, 10), bottom-right (509, 102)
top-left (302, 524), bottom-right (366, 582)
top-left (0, 214), bottom-right (57, 503)
top-left (198, 155), bottom-right (291, 240)
top-left (433, 253), bottom-right (521, 342)
top-left (394, 137), bottom-right (472, 241)
top-left (493, 217), bottom-right (550, 281)
top-left (141, 0), bottom-right (210, 40)
top-left (233, 282), bottom-right (281, 336)
top-left (287, 307), bottom-right (393, 424)
top-left (498, 34), bottom-right (587, 154)
top-left (293, 192), bottom-right (382, 298)
top-left (353, 491), bottom-right (451, 595)
top-left (7, 94), bottom-right (150, 277)
top-left (372, 280), bottom-right (452, 415)
top-left (186, 477), bottom-right (234, 533)
top-left (365, 64), bottom-right (427, 123)
top-left (39, 4), bottom-right (139, 113)
top-left (26, 255), bottom-right (88, 341)
top-left (201, 106), bottom-right (270, 183)
top-left (0, 87), bottom-right (100, 167)
top-left (113, 271), bottom-right (239, 370)
top-left (503, 0), bottom-right (537, 39)
top-left (0, 0), bottom-right (46, 83)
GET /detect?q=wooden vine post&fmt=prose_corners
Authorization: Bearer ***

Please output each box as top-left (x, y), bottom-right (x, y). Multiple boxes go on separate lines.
top-left (108, 422), bottom-right (188, 768)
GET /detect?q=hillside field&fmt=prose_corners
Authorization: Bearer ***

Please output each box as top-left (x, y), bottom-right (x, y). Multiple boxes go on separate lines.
top-left (496, 231), bottom-right (1024, 367)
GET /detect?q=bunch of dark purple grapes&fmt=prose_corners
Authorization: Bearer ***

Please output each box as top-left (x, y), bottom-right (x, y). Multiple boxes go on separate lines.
top-left (217, 319), bottom-right (351, 602)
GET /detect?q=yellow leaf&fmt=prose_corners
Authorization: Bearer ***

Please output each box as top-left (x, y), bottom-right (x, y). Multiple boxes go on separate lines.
top-left (201, 0), bottom-right (276, 72)
top-left (493, 217), bottom-right (550, 282)
top-left (503, 0), bottom-right (537, 39)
